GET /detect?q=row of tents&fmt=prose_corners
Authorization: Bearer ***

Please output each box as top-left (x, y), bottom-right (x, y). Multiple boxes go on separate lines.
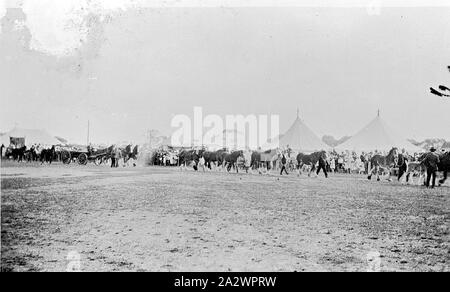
top-left (269, 110), bottom-right (424, 153)
top-left (0, 111), bottom-right (441, 154)
top-left (148, 110), bottom-right (428, 153)
top-left (271, 110), bottom-right (425, 153)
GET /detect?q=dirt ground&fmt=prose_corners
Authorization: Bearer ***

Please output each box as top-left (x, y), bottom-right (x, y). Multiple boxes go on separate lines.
top-left (1, 160), bottom-right (449, 272)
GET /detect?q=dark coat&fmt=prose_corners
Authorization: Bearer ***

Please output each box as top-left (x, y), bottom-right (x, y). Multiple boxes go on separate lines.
top-left (422, 152), bottom-right (440, 170)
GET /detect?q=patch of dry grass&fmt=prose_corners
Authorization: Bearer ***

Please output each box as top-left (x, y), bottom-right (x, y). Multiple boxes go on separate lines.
top-left (1, 163), bottom-right (449, 272)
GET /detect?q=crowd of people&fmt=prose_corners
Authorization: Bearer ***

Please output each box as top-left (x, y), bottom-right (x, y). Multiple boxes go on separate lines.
top-left (0, 143), bottom-right (57, 162)
top-left (3, 141), bottom-right (447, 188)
top-left (148, 145), bottom-right (448, 188)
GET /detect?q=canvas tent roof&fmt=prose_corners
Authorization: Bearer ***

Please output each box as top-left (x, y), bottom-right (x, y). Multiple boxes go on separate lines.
top-left (267, 113), bottom-right (330, 152)
top-left (0, 133), bottom-right (11, 146)
top-left (335, 112), bottom-right (422, 153)
top-left (1, 127), bottom-right (60, 147)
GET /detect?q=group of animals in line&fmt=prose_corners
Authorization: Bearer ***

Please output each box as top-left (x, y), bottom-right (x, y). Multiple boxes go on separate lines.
top-left (0, 144), bottom-right (57, 164)
top-left (0, 144), bottom-right (139, 167)
top-left (2, 142), bottom-right (448, 187)
top-left (367, 147), bottom-right (449, 187)
top-left (174, 147), bottom-right (449, 187)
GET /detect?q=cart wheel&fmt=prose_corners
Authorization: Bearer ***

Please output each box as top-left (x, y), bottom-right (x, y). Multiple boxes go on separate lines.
top-left (61, 150), bottom-right (71, 164)
top-left (78, 153), bottom-right (88, 165)
top-left (94, 156), bottom-right (103, 166)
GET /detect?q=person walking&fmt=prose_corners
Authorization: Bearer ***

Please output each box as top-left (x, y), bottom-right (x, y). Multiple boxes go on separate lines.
top-left (111, 145), bottom-right (116, 168)
top-left (0, 144), bottom-right (4, 160)
top-left (198, 155), bottom-right (206, 172)
top-left (316, 151), bottom-right (328, 178)
top-left (338, 154), bottom-right (344, 173)
top-left (329, 156), bottom-right (336, 174)
top-left (280, 154), bottom-right (289, 175)
top-left (193, 150), bottom-right (200, 171)
top-left (421, 147), bottom-right (440, 188)
top-left (397, 149), bottom-right (408, 181)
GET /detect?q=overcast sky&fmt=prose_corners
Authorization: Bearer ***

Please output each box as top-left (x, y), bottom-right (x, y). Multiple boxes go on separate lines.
top-left (1, 0), bottom-right (449, 144)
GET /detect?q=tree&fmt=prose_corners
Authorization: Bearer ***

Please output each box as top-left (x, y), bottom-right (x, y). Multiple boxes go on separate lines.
top-left (430, 66), bottom-right (450, 97)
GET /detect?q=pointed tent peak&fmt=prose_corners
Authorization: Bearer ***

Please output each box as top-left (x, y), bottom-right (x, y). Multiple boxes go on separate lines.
top-left (335, 113), bottom-right (422, 153)
top-left (295, 107), bottom-right (303, 122)
top-left (278, 114), bottom-right (330, 152)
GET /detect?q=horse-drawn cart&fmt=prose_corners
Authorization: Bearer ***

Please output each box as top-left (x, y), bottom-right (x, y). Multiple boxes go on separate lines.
top-left (60, 146), bottom-right (112, 165)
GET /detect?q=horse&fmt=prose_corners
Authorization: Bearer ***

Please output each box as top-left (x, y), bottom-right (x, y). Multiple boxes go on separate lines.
top-left (122, 145), bottom-right (139, 166)
top-left (437, 151), bottom-right (450, 185)
top-left (203, 149), bottom-right (228, 170)
top-left (403, 152), bottom-right (450, 186)
top-left (178, 149), bottom-right (205, 171)
top-left (24, 146), bottom-right (38, 162)
top-left (237, 150), bottom-right (252, 173)
top-left (40, 146), bottom-right (56, 164)
top-left (223, 150), bottom-right (244, 173)
top-left (402, 153), bottom-right (427, 185)
top-left (296, 151), bottom-right (326, 176)
top-left (251, 149), bottom-right (279, 173)
top-left (6, 146), bottom-right (27, 162)
top-left (367, 148), bottom-right (398, 182)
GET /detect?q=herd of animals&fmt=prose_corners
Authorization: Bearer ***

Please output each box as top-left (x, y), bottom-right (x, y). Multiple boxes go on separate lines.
top-left (1, 145), bottom-right (57, 164)
top-left (2, 143), bottom-right (449, 187)
top-left (156, 147), bottom-right (450, 187)
top-left (0, 144), bottom-right (139, 167)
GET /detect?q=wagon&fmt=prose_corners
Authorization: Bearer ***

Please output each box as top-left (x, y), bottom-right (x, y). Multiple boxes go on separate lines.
top-left (60, 147), bottom-right (112, 166)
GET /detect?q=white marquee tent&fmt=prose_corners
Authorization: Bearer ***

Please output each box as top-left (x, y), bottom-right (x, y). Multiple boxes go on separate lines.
top-left (264, 111), bottom-right (330, 152)
top-left (335, 112), bottom-right (423, 153)
top-left (0, 127), bottom-right (60, 147)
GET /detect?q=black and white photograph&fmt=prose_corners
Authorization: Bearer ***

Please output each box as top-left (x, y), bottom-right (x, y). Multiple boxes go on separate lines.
top-left (1, 0), bottom-right (449, 276)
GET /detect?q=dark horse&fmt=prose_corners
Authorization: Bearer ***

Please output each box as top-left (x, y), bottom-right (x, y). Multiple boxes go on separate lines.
top-left (25, 146), bottom-right (38, 162)
top-left (7, 146), bottom-right (27, 162)
top-left (296, 151), bottom-right (326, 176)
top-left (40, 146), bottom-right (56, 164)
top-left (122, 145), bottom-right (139, 165)
top-left (367, 148), bottom-right (398, 182)
top-left (437, 151), bottom-right (450, 185)
top-left (203, 149), bottom-right (228, 170)
top-left (178, 149), bottom-right (205, 171)
top-left (223, 150), bottom-right (243, 173)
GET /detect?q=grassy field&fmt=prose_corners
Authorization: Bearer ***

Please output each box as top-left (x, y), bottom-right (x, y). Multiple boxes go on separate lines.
top-left (1, 160), bottom-right (449, 272)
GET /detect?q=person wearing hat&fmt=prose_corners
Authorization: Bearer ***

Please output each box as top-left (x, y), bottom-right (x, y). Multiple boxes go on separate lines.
top-left (421, 147), bottom-right (440, 188)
